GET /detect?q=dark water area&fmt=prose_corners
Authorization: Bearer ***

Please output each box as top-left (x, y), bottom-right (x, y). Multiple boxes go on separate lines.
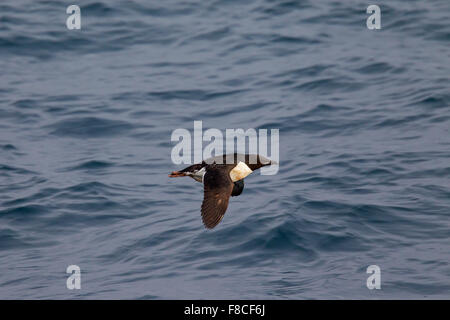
top-left (0, 0), bottom-right (449, 299)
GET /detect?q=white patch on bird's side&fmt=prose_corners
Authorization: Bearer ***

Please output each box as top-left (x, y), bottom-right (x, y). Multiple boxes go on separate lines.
top-left (229, 161), bottom-right (253, 182)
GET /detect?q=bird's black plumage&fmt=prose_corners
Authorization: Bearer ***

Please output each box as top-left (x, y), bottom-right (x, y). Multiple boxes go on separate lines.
top-left (231, 179), bottom-right (244, 197)
top-left (169, 153), bottom-right (276, 229)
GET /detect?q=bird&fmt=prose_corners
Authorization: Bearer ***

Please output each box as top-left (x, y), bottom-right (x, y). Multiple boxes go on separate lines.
top-left (169, 153), bottom-right (276, 229)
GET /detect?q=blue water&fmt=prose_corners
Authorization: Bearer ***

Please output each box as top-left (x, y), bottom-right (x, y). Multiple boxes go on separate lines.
top-left (0, 0), bottom-right (449, 299)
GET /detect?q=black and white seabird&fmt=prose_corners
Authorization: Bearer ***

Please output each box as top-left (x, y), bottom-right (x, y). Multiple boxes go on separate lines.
top-left (169, 153), bottom-right (276, 229)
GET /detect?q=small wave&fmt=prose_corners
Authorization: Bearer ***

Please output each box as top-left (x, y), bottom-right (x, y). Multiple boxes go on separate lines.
top-left (47, 117), bottom-right (133, 138)
top-left (67, 160), bottom-right (114, 171)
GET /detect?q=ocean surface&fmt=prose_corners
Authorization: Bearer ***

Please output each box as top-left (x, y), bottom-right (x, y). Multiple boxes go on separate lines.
top-left (0, 0), bottom-right (449, 299)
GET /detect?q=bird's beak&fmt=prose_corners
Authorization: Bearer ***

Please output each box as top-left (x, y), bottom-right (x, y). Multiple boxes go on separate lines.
top-left (169, 171), bottom-right (187, 177)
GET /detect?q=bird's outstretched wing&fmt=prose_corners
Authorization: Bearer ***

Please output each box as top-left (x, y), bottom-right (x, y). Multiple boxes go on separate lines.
top-left (201, 164), bottom-right (234, 229)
